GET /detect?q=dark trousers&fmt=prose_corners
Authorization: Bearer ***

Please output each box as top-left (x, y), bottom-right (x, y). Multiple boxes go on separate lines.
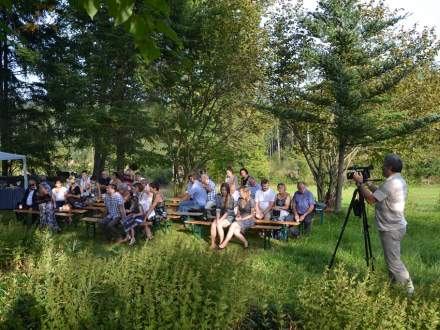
top-left (292, 213), bottom-right (314, 237)
top-left (100, 216), bottom-right (122, 241)
top-left (16, 205), bottom-right (38, 225)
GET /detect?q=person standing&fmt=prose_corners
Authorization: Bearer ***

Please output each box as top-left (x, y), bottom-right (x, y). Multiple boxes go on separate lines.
top-left (353, 154), bottom-right (414, 295)
top-left (225, 167), bottom-right (239, 189)
top-left (292, 182), bottom-right (315, 236)
top-left (239, 168), bottom-right (259, 198)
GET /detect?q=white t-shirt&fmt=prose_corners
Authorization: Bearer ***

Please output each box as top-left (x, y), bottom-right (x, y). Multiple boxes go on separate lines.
top-left (373, 173), bottom-right (408, 231)
top-left (232, 190), bottom-right (240, 202)
top-left (52, 187), bottom-right (67, 201)
top-left (255, 188), bottom-right (276, 210)
top-left (26, 190), bottom-right (35, 206)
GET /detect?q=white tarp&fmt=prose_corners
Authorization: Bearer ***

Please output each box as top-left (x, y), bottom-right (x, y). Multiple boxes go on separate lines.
top-left (0, 151), bottom-right (28, 188)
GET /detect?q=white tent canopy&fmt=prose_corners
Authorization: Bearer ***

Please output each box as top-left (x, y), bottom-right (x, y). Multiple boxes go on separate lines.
top-left (0, 151), bottom-right (28, 189)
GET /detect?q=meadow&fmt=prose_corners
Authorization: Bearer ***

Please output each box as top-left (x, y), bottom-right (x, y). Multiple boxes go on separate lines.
top-left (0, 185), bottom-right (439, 329)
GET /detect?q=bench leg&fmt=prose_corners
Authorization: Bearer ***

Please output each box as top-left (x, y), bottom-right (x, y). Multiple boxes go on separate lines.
top-left (263, 230), bottom-right (272, 250)
top-left (319, 211), bottom-right (324, 224)
top-left (281, 226), bottom-right (289, 242)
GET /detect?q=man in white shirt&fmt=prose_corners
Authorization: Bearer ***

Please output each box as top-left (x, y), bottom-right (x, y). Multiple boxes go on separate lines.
top-left (353, 154), bottom-right (414, 295)
top-left (255, 179), bottom-right (276, 220)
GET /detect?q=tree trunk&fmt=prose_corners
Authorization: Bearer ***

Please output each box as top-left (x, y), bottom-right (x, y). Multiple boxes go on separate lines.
top-left (276, 123), bottom-right (281, 162)
top-left (0, 38), bottom-right (10, 176)
top-left (335, 141), bottom-right (346, 212)
top-left (115, 143), bottom-right (125, 172)
top-left (92, 137), bottom-right (107, 177)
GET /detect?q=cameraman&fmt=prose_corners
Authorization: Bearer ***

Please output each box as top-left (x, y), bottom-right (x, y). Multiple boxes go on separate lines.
top-left (352, 154), bottom-right (414, 295)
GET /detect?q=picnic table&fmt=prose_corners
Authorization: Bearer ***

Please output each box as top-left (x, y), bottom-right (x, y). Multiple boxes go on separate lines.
top-left (14, 208), bottom-right (87, 225)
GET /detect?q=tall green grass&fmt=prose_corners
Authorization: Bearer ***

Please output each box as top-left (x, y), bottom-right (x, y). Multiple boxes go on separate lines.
top-left (0, 185), bottom-right (439, 329)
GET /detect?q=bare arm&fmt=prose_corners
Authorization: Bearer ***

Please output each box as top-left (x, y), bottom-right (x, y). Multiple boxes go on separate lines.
top-left (119, 203), bottom-right (126, 220)
top-left (358, 184), bottom-right (377, 204)
top-left (353, 173), bottom-right (377, 204)
top-left (263, 201), bottom-right (275, 215)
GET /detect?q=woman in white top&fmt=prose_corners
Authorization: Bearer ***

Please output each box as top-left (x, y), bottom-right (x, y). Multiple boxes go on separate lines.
top-left (51, 180), bottom-right (67, 208)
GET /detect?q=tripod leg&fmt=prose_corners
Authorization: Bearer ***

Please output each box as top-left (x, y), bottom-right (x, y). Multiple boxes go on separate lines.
top-left (365, 218), bottom-right (374, 271)
top-left (362, 205), bottom-right (374, 271)
top-left (328, 189), bottom-right (358, 269)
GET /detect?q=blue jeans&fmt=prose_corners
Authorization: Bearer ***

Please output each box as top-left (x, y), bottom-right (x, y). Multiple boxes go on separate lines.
top-left (178, 200), bottom-right (202, 212)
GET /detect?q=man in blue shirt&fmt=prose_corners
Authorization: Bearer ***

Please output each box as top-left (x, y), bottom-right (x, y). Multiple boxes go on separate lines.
top-left (178, 173), bottom-right (208, 212)
top-left (292, 182), bottom-right (315, 236)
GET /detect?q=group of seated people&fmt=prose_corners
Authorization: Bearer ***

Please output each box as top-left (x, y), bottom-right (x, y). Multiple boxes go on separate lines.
top-left (18, 170), bottom-right (165, 244)
top-left (17, 167), bottom-right (316, 249)
top-left (178, 167), bottom-right (316, 249)
top-left (97, 175), bottom-right (167, 246)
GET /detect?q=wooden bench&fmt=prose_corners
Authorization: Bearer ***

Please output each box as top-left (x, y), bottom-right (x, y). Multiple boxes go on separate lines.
top-left (14, 209), bottom-right (78, 224)
top-left (168, 210), bottom-right (204, 222)
top-left (249, 225), bottom-right (282, 249)
top-left (184, 219), bottom-right (283, 249)
top-left (80, 217), bottom-right (101, 237)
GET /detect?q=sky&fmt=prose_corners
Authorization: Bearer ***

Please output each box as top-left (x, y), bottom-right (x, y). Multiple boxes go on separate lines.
top-left (300, 0), bottom-right (440, 34)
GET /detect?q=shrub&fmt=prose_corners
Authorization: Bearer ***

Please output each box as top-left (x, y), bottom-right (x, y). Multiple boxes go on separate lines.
top-left (295, 266), bottom-right (440, 329)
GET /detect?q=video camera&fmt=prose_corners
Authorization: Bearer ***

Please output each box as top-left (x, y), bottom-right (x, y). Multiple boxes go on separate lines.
top-left (346, 165), bottom-right (373, 183)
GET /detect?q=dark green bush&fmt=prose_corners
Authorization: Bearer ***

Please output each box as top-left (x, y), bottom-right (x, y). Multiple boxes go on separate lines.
top-left (295, 267), bottom-right (440, 329)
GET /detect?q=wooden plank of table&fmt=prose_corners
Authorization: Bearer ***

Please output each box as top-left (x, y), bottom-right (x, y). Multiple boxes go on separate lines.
top-left (168, 210), bottom-right (204, 217)
top-left (82, 206), bottom-right (105, 211)
top-left (255, 220), bottom-right (299, 226)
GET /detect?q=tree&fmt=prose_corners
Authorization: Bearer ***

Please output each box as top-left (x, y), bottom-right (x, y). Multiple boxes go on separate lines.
top-left (0, 0), bottom-right (60, 175)
top-left (76, 0), bottom-right (180, 62)
top-left (146, 0), bottom-right (265, 192)
top-left (265, 0), bottom-right (439, 211)
top-left (42, 5), bottom-right (152, 175)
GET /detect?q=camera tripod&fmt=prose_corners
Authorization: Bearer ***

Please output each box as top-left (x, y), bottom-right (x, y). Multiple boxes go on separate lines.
top-left (328, 187), bottom-right (374, 270)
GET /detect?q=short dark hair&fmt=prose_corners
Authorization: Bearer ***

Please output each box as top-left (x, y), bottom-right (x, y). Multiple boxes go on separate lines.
top-left (226, 166), bottom-right (233, 172)
top-left (277, 183), bottom-right (285, 189)
top-left (133, 182), bottom-right (144, 192)
top-left (150, 182), bottom-right (160, 190)
top-left (384, 154), bottom-right (403, 173)
top-left (239, 168), bottom-right (248, 175)
top-left (81, 170), bottom-right (87, 174)
top-left (108, 183), bottom-right (117, 191)
top-left (261, 178), bottom-right (269, 185)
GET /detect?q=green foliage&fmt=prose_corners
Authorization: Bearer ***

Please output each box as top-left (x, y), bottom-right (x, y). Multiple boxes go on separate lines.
top-left (296, 267), bottom-right (439, 329)
top-left (1, 185), bottom-right (440, 328)
top-left (264, 0), bottom-right (440, 210)
top-left (146, 0), bottom-right (265, 189)
top-left (75, 0), bottom-right (180, 62)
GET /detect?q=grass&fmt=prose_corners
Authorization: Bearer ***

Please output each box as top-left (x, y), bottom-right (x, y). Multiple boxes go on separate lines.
top-left (0, 185), bottom-right (439, 329)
